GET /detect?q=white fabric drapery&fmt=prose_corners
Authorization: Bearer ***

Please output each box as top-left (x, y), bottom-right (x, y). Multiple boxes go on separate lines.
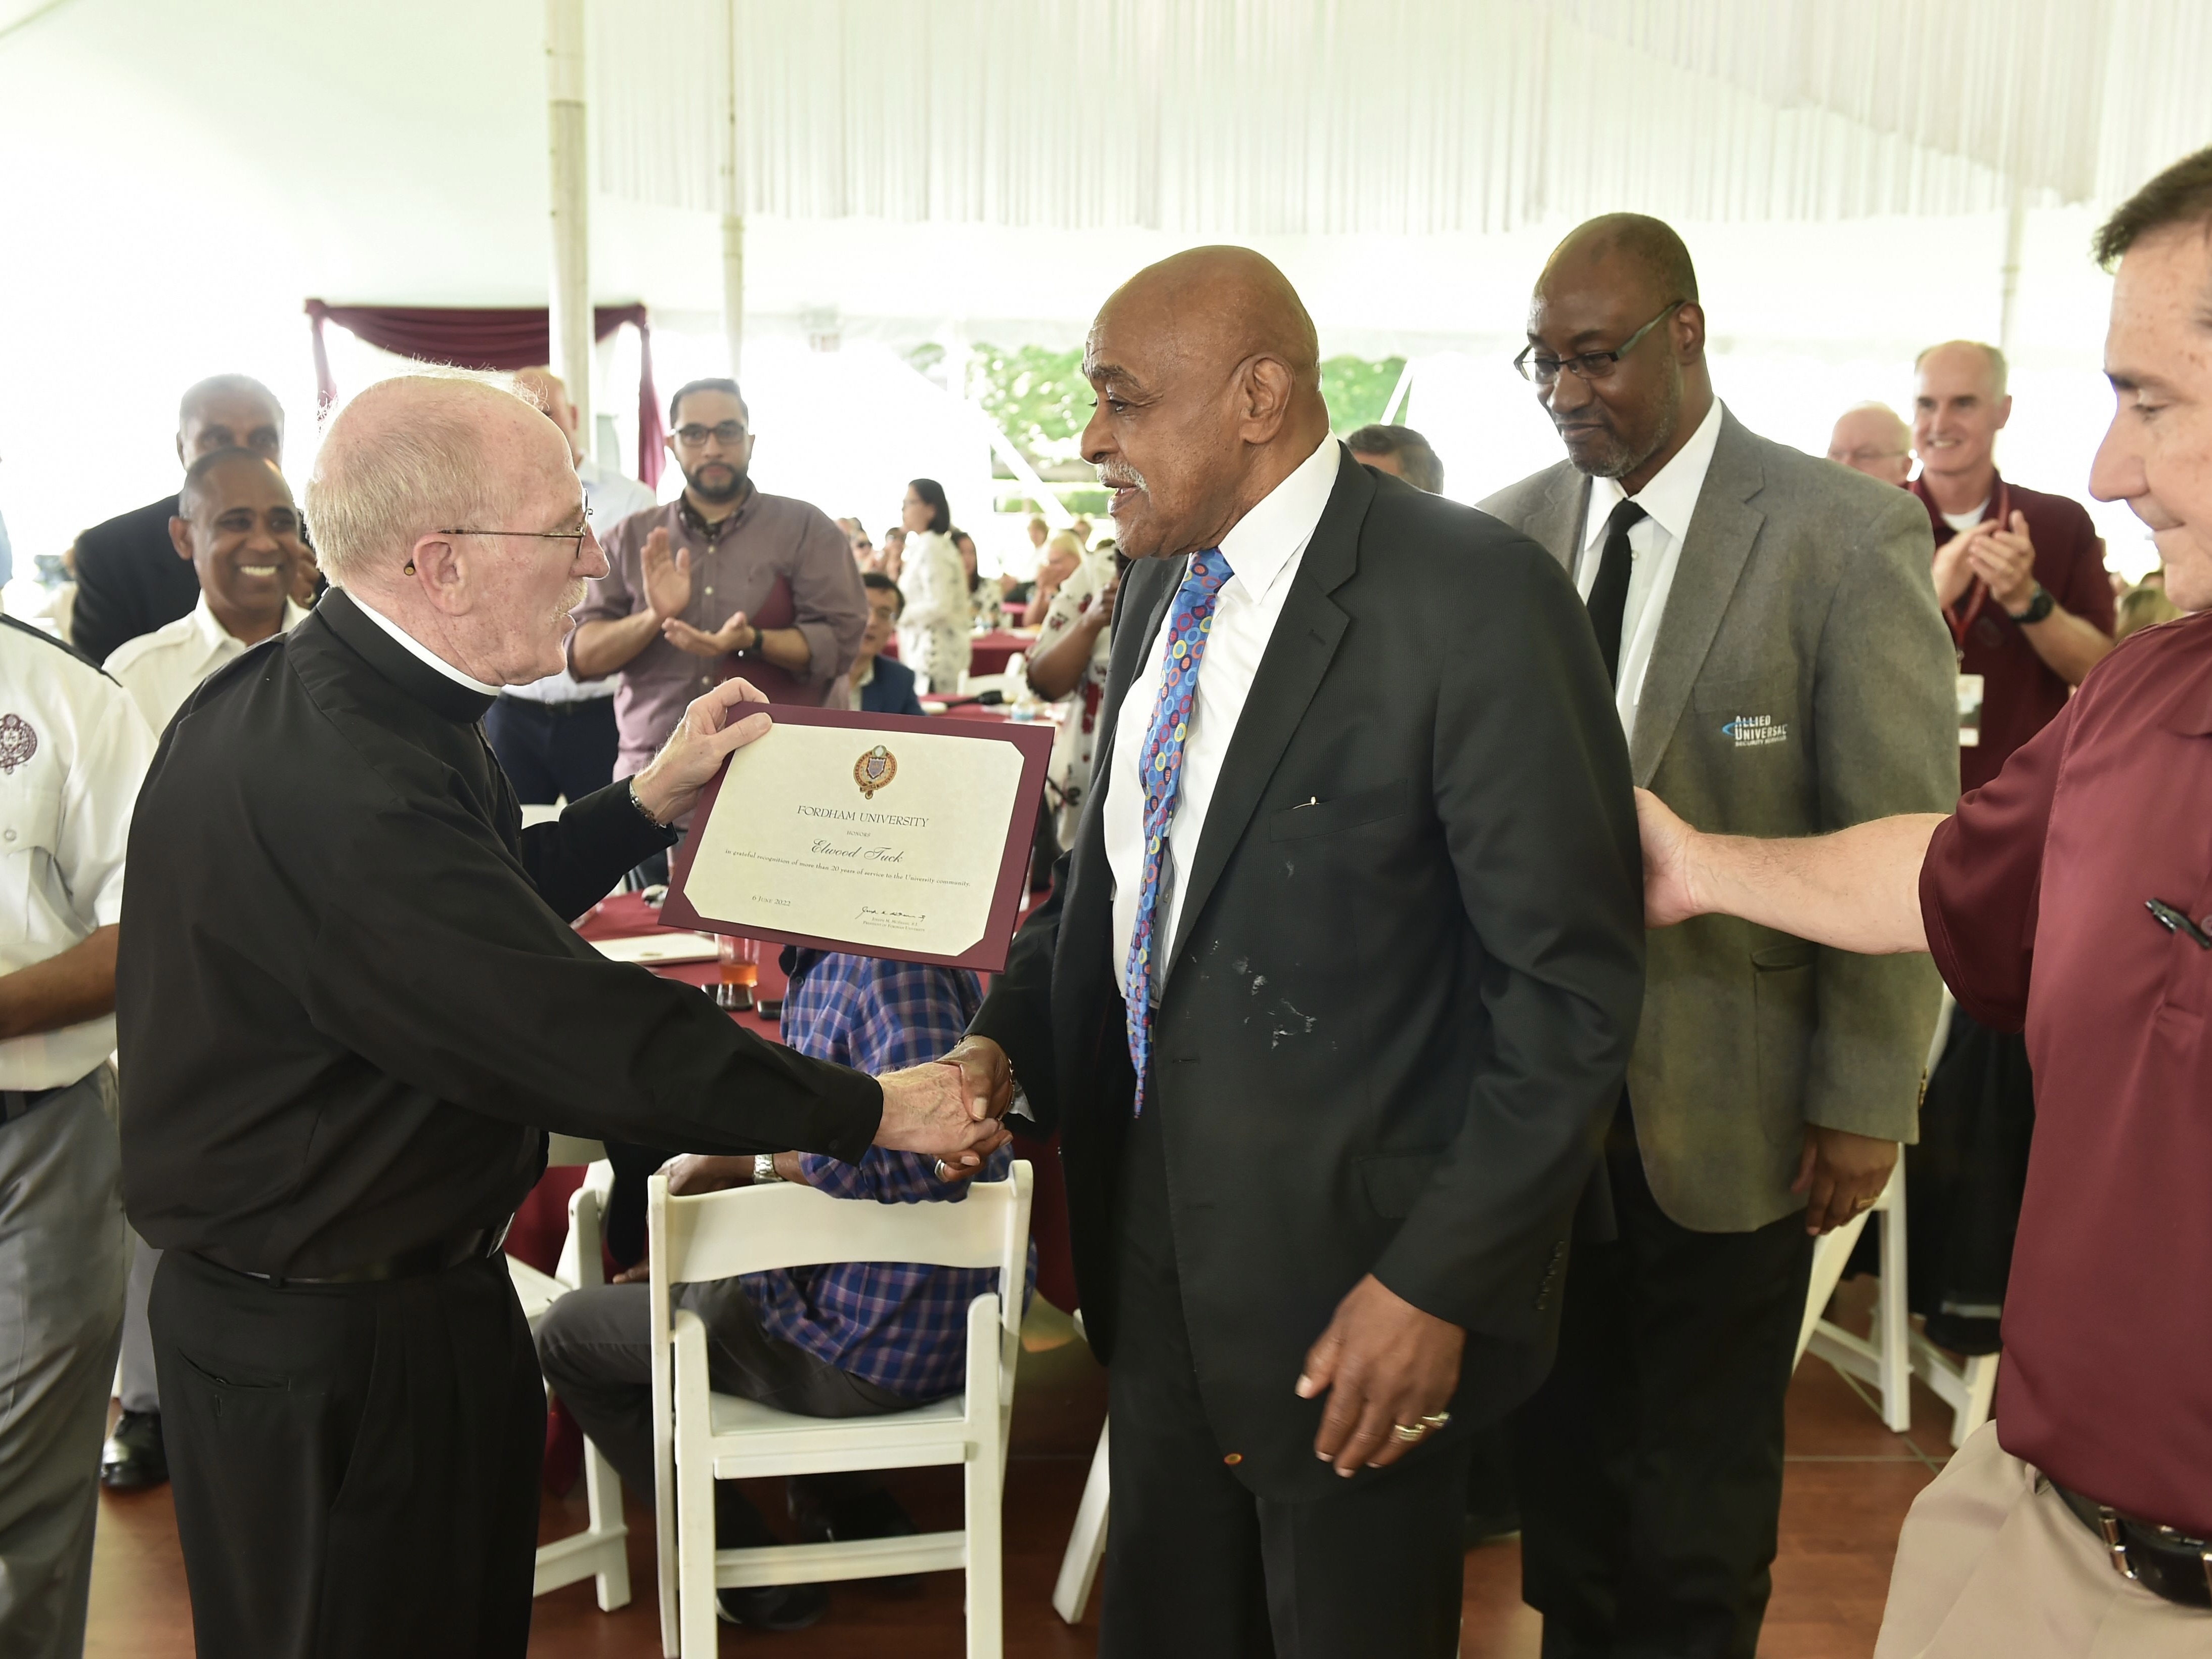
top-left (592, 0), bottom-right (2212, 235)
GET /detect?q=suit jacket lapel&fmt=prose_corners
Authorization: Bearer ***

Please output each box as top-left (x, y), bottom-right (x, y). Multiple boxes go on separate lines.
top-left (1523, 465), bottom-right (1589, 576)
top-left (1163, 454), bottom-right (1367, 975)
top-left (1629, 409), bottom-right (1766, 784)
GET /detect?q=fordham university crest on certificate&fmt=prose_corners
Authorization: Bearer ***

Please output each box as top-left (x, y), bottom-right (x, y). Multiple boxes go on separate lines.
top-left (853, 744), bottom-right (897, 799)
top-left (0, 714), bottom-right (35, 776)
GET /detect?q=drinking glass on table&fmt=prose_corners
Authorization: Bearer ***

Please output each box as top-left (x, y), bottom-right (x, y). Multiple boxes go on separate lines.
top-left (716, 936), bottom-right (758, 1013)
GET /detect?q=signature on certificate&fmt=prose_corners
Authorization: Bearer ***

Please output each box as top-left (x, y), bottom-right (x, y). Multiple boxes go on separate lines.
top-left (857, 904), bottom-right (927, 931)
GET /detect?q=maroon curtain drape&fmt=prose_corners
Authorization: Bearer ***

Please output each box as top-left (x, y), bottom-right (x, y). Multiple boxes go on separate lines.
top-left (305, 300), bottom-right (665, 488)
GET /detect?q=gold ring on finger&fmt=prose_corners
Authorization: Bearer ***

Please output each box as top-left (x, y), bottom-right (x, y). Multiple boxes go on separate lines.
top-left (1392, 1422), bottom-right (1425, 1443)
top-left (1419, 1411), bottom-right (1451, 1430)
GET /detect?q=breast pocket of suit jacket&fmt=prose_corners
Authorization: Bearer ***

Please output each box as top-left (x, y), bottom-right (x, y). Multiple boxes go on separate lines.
top-left (1693, 678), bottom-right (1799, 762)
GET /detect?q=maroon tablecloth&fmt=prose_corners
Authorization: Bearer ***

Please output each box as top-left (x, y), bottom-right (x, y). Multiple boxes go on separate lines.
top-left (881, 629), bottom-right (1036, 679)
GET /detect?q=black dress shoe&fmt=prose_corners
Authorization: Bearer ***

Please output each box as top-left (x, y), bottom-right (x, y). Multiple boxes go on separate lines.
top-left (716, 1581), bottom-right (829, 1631)
top-left (100, 1410), bottom-right (167, 1491)
top-left (792, 1484), bottom-right (922, 1589)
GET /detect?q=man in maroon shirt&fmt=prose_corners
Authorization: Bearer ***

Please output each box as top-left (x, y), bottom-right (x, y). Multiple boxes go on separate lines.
top-left (1913, 340), bottom-right (2116, 794)
top-left (1634, 146), bottom-right (2212, 1652)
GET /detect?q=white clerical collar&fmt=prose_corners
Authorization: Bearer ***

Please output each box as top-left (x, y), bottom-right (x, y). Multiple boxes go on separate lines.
top-left (1584, 397), bottom-right (1727, 554)
top-left (347, 593), bottom-right (503, 697)
top-left (1216, 434), bottom-right (1341, 597)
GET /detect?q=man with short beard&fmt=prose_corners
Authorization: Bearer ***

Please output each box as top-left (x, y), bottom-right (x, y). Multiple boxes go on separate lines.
top-left (1482, 213), bottom-right (1956, 1657)
top-left (569, 377), bottom-right (866, 782)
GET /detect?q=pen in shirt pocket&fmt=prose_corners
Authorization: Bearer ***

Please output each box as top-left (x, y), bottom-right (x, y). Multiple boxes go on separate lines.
top-left (2144, 898), bottom-right (2212, 950)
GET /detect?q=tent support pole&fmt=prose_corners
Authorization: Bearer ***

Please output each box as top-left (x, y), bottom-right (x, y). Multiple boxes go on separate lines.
top-left (546, 0), bottom-right (591, 432)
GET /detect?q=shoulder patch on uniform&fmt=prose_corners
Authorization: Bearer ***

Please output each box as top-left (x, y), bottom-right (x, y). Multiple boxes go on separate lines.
top-left (0, 613), bottom-right (118, 683)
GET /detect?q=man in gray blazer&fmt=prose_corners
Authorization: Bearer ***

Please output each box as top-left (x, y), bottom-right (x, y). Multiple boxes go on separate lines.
top-left (1481, 214), bottom-right (1955, 1657)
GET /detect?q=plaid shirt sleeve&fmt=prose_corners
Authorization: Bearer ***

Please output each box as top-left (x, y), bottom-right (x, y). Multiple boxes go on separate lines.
top-left (794, 956), bottom-right (983, 1204)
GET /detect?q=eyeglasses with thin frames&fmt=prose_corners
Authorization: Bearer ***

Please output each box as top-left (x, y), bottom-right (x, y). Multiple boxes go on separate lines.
top-left (1515, 301), bottom-right (1686, 386)
top-left (431, 506), bottom-right (594, 563)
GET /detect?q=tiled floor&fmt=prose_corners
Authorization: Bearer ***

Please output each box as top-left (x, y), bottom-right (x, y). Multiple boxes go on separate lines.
top-left (86, 1284), bottom-right (1955, 1656)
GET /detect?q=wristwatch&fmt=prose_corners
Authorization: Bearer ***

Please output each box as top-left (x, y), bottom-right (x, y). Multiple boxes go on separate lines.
top-left (753, 1152), bottom-right (784, 1184)
top-left (2008, 584), bottom-right (2055, 624)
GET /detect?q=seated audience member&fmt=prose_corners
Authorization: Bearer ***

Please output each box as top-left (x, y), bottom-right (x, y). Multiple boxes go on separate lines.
top-left (1026, 512), bottom-right (1050, 558)
top-left (1346, 422), bottom-right (1446, 494)
top-left (1827, 403), bottom-right (1916, 487)
top-left (99, 447), bottom-right (312, 1492)
top-left (536, 948), bottom-right (1029, 1633)
top-left (2116, 581), bottom-right (2183, 639)
top-left (849, 574), bottom-right (925, 716)
top-left (74, 375), bottom-right (286, 666)
top-left (1068, 515), bottom-right (1094, 551)
top-left (1022, 546), bottom-right (1117, 849)
top-left (880, 525), bottom-right (906, 581)
top-left (1020, 530), bottom-right (1083, 627)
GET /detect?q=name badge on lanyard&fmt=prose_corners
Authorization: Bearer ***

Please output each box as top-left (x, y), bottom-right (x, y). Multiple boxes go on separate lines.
top-left (1957, 673), bottom-right (1985, 748)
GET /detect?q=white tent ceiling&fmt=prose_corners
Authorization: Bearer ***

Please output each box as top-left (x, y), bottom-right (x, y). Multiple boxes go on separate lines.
top-left (0, 0), bottom-right (2204, 570)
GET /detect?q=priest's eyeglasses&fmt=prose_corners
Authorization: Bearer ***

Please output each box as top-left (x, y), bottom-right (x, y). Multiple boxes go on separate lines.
top-left (433, 507), bottom-right (593, 560)
top-left (1515, 301), bottom-right (1685, 385)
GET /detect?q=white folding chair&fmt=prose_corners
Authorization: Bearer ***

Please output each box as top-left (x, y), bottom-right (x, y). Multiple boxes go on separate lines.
top-left (507, 1138), bottom-right (633, 1611)
top-left (647, 1162), bottom-right (1034, 1658)
top-left (1051, 1311), bottom-right (1108, 1625)
top-left (1795, 988), bottom-right (2003, 1446)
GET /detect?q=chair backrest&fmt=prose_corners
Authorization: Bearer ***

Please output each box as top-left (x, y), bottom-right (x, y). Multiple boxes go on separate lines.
top-left (546, 1133), bottom-right (608, 1167)
top-left (646, 1163), bottom-right (1033, 1386)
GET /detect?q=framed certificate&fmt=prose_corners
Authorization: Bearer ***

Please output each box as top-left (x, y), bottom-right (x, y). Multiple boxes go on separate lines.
top-left (662, 705), bottom-right (1054, 972)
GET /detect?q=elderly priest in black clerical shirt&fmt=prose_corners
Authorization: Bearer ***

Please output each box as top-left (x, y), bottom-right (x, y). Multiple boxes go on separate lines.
top-left (114, 373), bottom-right (1011, 1659)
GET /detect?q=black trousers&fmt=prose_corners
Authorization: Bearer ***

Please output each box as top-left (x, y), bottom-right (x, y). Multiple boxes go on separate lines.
top-left (1100, 1097), bottom-right (1471, 1659)
top-left (483, 693), bottom-right (618, 806)
top-left (1512, 1107), bottom-right (1815, 1659)
top-left (149, 1249), bottom-right (544, 1658)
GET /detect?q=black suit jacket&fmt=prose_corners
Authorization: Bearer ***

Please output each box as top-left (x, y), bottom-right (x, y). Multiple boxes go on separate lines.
top-left (71, 494), bottom-right (202, 667)
top-left (970, 450), bottom-right (1646, 1500)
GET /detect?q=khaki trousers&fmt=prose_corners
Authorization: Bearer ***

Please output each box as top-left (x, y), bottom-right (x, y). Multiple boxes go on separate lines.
top-left (1876, 1422), bottom-right (2212, 1657)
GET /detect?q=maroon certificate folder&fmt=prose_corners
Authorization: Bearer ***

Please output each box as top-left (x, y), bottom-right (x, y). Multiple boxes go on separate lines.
top-left (661, 705), bottom-right (1053, 972)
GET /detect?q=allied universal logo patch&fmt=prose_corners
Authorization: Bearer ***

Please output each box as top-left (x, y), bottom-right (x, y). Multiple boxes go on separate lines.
top-left (0, 714), bottom-right (36, 775)
top-left (853, 744), bottom-right (898, 799)
top-left (1721, 714), bottom-right (1788, 749)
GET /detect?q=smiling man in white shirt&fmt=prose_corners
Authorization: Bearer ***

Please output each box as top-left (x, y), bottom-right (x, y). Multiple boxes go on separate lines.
top-left (99, 445), bottom-right (311, 1493)
top-left (1482, 213), bottom-right (1956, 1658)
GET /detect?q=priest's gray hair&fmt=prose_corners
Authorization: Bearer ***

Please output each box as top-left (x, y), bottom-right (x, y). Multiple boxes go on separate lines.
top-left (305, 372), bottom-right (534, 585)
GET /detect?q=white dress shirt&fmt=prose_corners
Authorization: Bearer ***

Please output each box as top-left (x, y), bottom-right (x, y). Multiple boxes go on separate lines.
top-left (0, 620), bottom-right (156, 1087)
top-left (507, 457), bottom-right (661, 705)
top-left (1105, 435), bottom-right (1340, 1003)
top-left (350, 595), bottom-right (503, 697)
top-left (1575, 397), bottom-right (1727, 738)
top-left (105, 592), bottom-right (310, 732)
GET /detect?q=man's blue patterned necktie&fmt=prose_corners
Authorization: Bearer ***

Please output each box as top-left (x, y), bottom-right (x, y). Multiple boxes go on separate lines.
top-left (1123, 547), bottom-right (1233, 1115)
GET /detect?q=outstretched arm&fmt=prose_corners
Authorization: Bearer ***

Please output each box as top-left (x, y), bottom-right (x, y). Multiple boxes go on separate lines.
top-left (1637, 788), bottom-right (1942, 956)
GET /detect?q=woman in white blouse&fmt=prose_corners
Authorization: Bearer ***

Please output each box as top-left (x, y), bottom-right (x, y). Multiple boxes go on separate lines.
top-left (1023, 542), bottom-right (1120, 849)
top-left (892, 478), bottom-right (971, 694)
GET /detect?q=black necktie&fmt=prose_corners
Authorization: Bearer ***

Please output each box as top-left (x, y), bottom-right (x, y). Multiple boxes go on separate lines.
top-left (1585, 498), bottom-right (1647, 686)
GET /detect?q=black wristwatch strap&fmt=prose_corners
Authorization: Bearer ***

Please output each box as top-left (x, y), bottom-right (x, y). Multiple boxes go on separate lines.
top-left (2008, 585), bottom-right (2055, 625)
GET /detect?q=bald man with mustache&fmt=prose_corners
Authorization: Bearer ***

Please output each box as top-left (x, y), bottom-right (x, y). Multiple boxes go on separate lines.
top-left (949, 248), bottom-right (1645, 1654)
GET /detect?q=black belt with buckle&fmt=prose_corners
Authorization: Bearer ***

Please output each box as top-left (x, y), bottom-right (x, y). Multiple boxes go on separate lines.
top-left (2053, 1481), bottom-right (2212, 1609)
top-left (205, 1217), bottom-right (513, 1289)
